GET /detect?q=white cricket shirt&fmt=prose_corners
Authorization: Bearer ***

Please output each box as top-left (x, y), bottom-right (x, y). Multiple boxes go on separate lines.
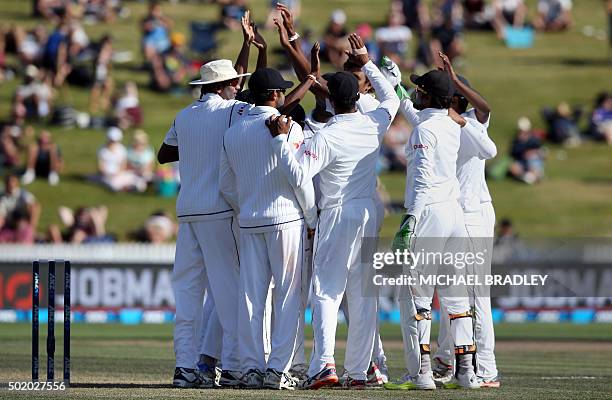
top-left (404, 108), bottom-right (462, 219)
top-left (271, 61), bottom-right (399, 210)
top-left (220, 105), bottom-right (317, 232)
top-left (164, 93), bottom-right (251, 223)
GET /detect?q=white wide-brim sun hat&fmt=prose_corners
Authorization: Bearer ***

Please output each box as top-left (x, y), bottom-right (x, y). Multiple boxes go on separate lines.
top-left (189, 59), bottom-right (251, 85)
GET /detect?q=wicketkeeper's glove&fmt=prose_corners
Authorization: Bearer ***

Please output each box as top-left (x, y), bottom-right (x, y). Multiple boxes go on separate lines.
top-left (379, 56), bottom-right (410, 101)
top-left (392, 214), bottom-right (417, 252)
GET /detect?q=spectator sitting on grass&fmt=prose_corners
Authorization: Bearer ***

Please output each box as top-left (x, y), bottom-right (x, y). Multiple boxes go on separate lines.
top-left (22, 130), bottom-right (62, 186)
top-left (14, 65), bottom-right (53, 123)
top-left (380, 115), bottom-right (410, 171)
top-left (127, 130), bottom-right (155, 184)
top-left (221, 0), bottom-right (249, 31)
top-left (509, 117), bottom-right (545, 184)
top-left (90, 34), bottom-right (114, 114)
top-left (113, 81), bottom-right (142, 129)
top-left (587, 92), bottom-right (612, 144)
top-left (462, 0), bottom-right (496, 31)
top-left (375, 8), bottom-right (412, 69)
top-left (533, 0), bottom-right (573, 32)
top-left (13, 25), bottom-right (48, 66)
top-left (150, 32), bottom-right (188, 93)
top-left (48, 205), bottom-right (114, 243)
top-left (320, 9), bottom-right (349, 68)
top-left (0, 172), bottom-right (40, 244)
top-left (96, 127), bottom-right (147, 192)
top-left (543, 102), bottom-right (581, 146)
top-left (129, 210), bottom-right (177, 243)
top-left (492, 0), bottom-right (528, 39)
top-left (141, 0), bottom-right (173, 64)
top-left (0, 125), bottom-right (21, 170)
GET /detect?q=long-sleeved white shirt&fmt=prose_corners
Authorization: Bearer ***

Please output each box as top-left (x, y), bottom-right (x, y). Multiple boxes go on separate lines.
top-left (219, 105), bottom-right (317, 232)
top-left (457, 109), bottom-right (497, 212)
top-left (271, 61), bottom-right (399, 210)
top-left (164, 94), bottom-right (251, 223)
top-left (399, 98), bottom-right (496, 213)
top-left (404, 108), bottom-right (462, 219)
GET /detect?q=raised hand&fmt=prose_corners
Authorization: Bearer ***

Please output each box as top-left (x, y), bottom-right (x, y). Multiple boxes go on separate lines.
top-left (310, 42), bottom-right (320, 76)
top-left (276, 3), bottom-right (296, 37)
top-left (439, 51), bottom-right (458, 81)
top-left (273, 17), bottom-right (290, 48)
top-left (252, 24), bottom-right (267, 50)
top-left (347, 33), bottom-right (369, 67)
top-left (241, 10), bottom-right (254, 44)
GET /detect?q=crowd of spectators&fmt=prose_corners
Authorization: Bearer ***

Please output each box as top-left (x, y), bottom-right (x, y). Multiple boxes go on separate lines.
top-left (0, 0), bottom-right (604, 243)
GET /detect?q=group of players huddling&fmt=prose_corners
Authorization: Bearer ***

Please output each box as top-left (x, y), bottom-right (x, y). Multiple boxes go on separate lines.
top-left (158, 4), bottom-right (499, 391)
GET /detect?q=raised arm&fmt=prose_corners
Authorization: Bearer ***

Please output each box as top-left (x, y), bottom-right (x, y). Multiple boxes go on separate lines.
top-left (251, 24), bottom-right (268, 70)
top-left (347, 34), bottom-right (400, 134)
top-left (440, 52), bottom-right (490, 124)
top-left (235, 10), bottom-right (254, 87)
top-left (279, 43), bottom-right (320, 115)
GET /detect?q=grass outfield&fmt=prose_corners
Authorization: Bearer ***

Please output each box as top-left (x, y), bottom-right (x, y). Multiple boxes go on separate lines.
top-left (0, 0), bottom-right (612, 239)
top-left (1, 323), bottom-right (612, 399)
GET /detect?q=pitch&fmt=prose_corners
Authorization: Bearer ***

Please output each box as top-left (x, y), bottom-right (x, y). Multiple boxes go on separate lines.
top-left (1, 323), bottom-right (611, 399)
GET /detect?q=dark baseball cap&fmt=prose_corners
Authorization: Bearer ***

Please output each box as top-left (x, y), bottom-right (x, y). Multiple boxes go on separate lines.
top-left (248, 68), bottom-right (294, 94)
top-left (325, 71), bottom-right (360, 103)
top-left (410, 70), bottom-right (454, 98)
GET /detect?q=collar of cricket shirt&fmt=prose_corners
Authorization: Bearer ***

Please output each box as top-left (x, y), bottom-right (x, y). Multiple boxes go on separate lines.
top-left (325, 111), bottom-right (360, 126)
top-left (418, 108), bottom-right (450, 120)
top-left (197, 93), bottom-right (223, 103)
top-left (248, 105), bottom-right (280, 116)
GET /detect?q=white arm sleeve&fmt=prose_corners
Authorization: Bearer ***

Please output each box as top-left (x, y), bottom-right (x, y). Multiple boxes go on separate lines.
top-left (462, 114), bottom-right (497, 160)
top-left (285, 123), bottom-right (318, 229)
top-left (399, 98), bottom-right (421, 127)
top-left (164, 119), bottom-right (178, 146)
top-left (362, 60), bottom-right (400, 137)
top-left (270, 132), bottom-right (332, 189)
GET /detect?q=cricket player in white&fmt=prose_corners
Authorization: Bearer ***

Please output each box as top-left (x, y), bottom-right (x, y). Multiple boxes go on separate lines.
top-left (431, 54), bottom-right (500, 388)
top-left (267, 34), bottom-right (399, 389)
top-left (158, 59), bottom-right (252, 388)
top-left (386, 68), bottom-right (480, 390)
top-left (381, 55), bottom-right (498, 389)
top-left (220, 67), bottom-right (317, 390)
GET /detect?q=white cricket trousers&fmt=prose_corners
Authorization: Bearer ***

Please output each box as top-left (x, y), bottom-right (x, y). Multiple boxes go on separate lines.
top-left (239, 223), bottom-right (304, 373)
top-left (292, 230), bottom-right (313, 366)
top-left (309, 198), bottom-right (378, 380)
top-left (399, 200), bottom-right (472, 376)
top-left (173, 218), bottom-right (240, 370)
top-left (198, 289), bottom-right (222, 361)
top-left (435, 201), bottom-right (498, 379)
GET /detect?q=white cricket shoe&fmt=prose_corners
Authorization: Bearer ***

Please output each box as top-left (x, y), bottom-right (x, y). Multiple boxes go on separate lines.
top-left (456, 370), bottom-right (481, 389)
top-left (384, 371), bottom-right (436, 390)
top-left (376, 358), bottom-right (390, 384)
top-left (263, 369), bottom-right (298, 390)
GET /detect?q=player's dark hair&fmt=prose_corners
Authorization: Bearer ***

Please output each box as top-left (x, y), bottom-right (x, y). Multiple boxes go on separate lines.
top-left (454, 95), bottom-right (469, 114)
top-left (199, 80), bottom-right (232, 98)
top-left (330, 95), bottom-right (358, 114)
top-left (430, 95), bottom-right (452, 109)
top-left (252, 90), bottom-right (276, 105)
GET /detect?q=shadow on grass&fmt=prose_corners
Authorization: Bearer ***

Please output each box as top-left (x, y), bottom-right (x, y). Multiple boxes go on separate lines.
top-left (513, 56), bottom-right (611, 67)
top-left (71, 383), bottom-right (172, 389)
